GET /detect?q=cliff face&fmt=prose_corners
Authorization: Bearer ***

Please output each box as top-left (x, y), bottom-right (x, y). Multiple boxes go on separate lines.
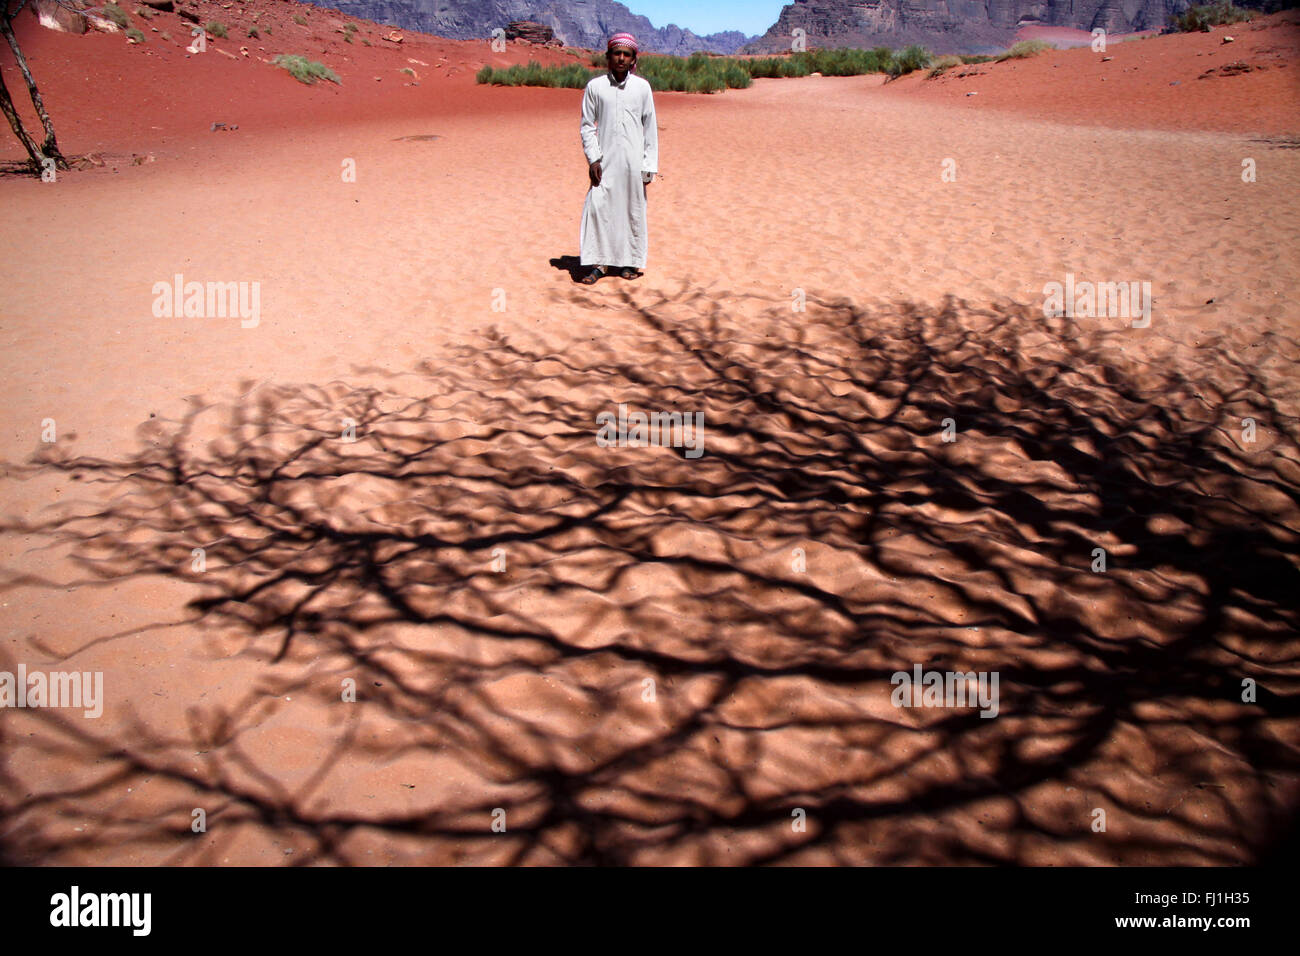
top-left (301, 0), bottom-right (1282, 56)
top-left (738, 0), bottom-right (1199, 54)
top-left (316, 0), bottom-right (755, 54)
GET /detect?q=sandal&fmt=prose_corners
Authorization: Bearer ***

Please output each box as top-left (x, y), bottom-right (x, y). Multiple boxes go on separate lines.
top-left (618, 267), bottom-right (640, 280)
top-left (580, 266), bottom-right (605, 285)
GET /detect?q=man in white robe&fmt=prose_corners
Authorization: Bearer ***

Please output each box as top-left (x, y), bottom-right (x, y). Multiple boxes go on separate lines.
top-left (579, 33), bottom-right (658, 283)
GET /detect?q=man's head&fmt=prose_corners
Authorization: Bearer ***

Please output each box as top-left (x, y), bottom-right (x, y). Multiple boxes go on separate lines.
top-left (607, 32), bottom-right (638, 78)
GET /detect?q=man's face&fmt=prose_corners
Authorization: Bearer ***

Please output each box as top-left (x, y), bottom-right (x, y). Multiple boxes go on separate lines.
top-left (609, 46), bottom-right (635, 76)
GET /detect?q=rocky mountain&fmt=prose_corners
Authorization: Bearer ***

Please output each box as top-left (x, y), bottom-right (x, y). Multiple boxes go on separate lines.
top-left (313, 0), bottom-right (755, 54)
top-left (739, 0), bottom-right (1221, 54)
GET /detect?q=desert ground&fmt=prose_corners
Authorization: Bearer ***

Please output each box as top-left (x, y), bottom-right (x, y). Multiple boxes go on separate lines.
top-left (0, 3), bottom-right (1298, 864)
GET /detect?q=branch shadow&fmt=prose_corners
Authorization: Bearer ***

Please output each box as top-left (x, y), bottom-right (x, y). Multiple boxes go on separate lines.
top-left (1, 290), bottom-right (1298, 865)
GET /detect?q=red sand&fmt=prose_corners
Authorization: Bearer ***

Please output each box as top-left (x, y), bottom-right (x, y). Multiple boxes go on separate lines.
top-left (2, 0), bottom-right (587, 155)
top-left (895, 13), bottom-right (1300, 136)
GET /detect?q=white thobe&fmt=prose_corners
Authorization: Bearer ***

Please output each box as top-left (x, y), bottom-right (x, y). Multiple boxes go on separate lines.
top-left (580, 71), bottom-right (658, 269)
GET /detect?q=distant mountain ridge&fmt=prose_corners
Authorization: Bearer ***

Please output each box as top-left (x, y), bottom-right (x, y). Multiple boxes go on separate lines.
top-left (313, 0), bottom-right (755, 54)
top-left (740, 0), bottom-right (1287, 55)
top-left (304, 0), bottom-right (1292, 57)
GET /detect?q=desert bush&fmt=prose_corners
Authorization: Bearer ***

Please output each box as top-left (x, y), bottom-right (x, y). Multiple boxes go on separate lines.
top-left (102, 2), bottom-right (129, 28)
top-left (207, 21), bottom-right (227, 38)
top-left (685, 72), bottom-right (723, 93)
top-left (1171, 1), bottom-right (1254, 31)
top-left (722, 62), bottom-right (752, 88)
top-left (487, 45), bottom-right (936, 92)
top-left (293, 14), bottom-right (307, 26)
top-left (928, 54), bottom-right (963, 76)
top-left (125, 26), bottom-right (144, 41)
top-left (273, 53), bottom-right (340, 85)
top-left (744, 56), bottom-right (807, 78)
top-left (994, 39), bottom-right (1054, 61)
top-left (476, 61), bottom-right (596, 89)
top-left (887, 45), bottom-right (932, 77)
top-left (814, 46), bottom-right (894, 74)
top-left (637, 54), bottom-right (748, 91)
top-left (247, 27), bottom-right (258, 39)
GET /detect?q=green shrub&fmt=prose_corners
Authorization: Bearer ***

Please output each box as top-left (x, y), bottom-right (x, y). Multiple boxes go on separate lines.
top-left (743, 56), bottom-right (797, 78)
top-left (293, 14), bottom-right (307, 26)
top-left (820, 46), bottom-right (894, 74)
top-left (887, 45), bottom-right (932, 77)
top-left (928, 54), bottom-right (962, 77)
top-left (102, 2), bottom-right (129, 28)
top-left (272, 53), bottom-right (340, 85)
top-left (929, 52), bottom-right (994, 76)
top-left (994, 39), bottom-right (1054, 62)
top-left (637, 53), bottom-right (748, 91)
top-left (685, 72), bottom-right (723, 93)
top-left (482, 45), bottom-right (944, 93)
top-left (476, 60), bottom-right (597, 89)
top-left (247, 26), bottom-right (258, 39)
top-left (125, 25), bottom-right (144, 41)
top-left (745, 48), bottom-right (895, 78)
top-left (206, 21), bottom-right (227, 38)
top-left (399, 67), bottom-right (415, 76)
top-left (722, 62), bottom-right (752, 89)
top-left (1171, 1), bottom-right (1254, 32)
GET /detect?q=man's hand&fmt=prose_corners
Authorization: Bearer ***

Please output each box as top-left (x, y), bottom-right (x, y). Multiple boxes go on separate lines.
top-left (589, 160), bottom-right (602, 187)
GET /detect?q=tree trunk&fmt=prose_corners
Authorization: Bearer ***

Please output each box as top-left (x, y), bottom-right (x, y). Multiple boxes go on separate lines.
top-left (0, 59), bottom-right (45, 173)
top-left (0, 2), bottom-right (67, 169)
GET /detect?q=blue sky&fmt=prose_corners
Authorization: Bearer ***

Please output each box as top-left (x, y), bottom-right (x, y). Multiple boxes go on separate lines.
top-left (633, 1), bottom-right (790, 38)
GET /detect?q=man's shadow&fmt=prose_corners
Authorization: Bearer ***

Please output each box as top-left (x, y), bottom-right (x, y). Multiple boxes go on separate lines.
top-left (551, 256), bottom-right (641, 283)
top-left (550, 256), bottom-right (587, 283)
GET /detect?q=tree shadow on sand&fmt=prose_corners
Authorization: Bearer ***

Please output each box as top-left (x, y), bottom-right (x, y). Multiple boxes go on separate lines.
top-left (2, 290), bottom-right (1298, 865)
